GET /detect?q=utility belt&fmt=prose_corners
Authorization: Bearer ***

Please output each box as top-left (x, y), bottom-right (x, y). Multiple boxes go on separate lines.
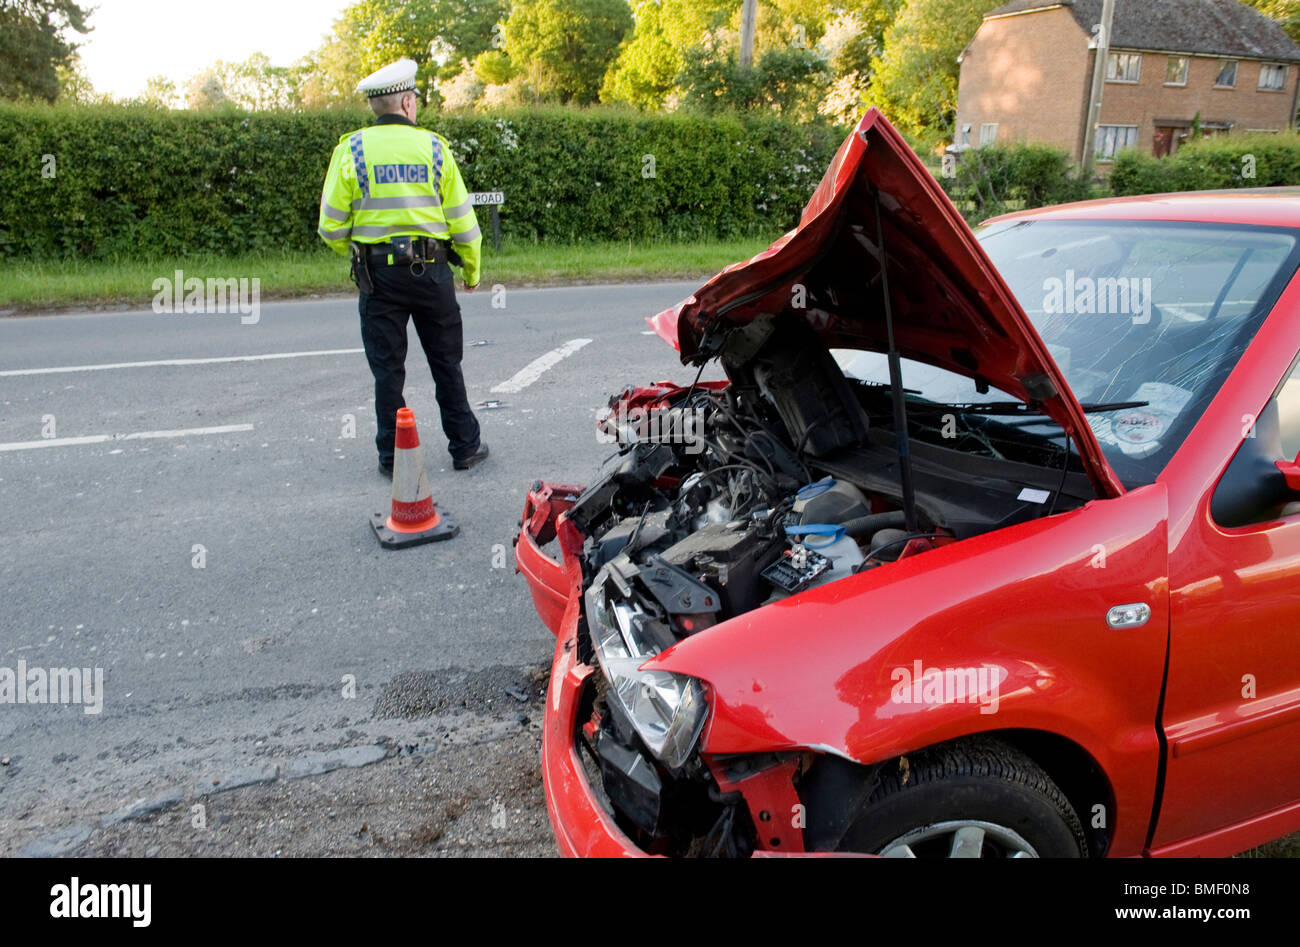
top-left (350, 236), bottom-right (461, 294)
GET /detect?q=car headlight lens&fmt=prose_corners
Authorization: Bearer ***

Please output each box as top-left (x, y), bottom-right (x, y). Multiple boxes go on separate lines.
top-left (585, 576), bottom-right (709, 769)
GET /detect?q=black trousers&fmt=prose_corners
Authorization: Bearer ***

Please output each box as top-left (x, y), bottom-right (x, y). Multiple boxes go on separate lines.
top-left (358, 260), bottom-right (481, 465)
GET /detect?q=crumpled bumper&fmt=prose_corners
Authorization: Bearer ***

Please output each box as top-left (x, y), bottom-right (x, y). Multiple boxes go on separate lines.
top-left (515, 481), bottom-right (648, 857)
top-left (542, 611), bottom-right (650, 857)
top-left (515, 481), bottom-right (818, 858)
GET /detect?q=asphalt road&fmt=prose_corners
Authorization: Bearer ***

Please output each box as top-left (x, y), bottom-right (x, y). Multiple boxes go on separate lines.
top-left (0, 280), bottom-right (712, 855)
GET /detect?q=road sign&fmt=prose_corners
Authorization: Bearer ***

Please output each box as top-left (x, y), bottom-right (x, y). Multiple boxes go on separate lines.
top-left (468, 193), bottom-right (505, 251)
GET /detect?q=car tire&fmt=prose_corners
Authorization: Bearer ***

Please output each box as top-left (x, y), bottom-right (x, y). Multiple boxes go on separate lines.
top-left (836, 737), bottom-right (1089, 858)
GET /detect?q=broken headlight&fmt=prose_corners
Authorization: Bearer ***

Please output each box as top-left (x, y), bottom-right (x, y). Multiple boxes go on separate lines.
top-left (585, 574), bottom-right (709, 769)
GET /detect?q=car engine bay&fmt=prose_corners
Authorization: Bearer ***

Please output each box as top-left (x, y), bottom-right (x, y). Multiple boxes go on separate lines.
top-left (559, 310), bottom-right (1098, 855)
top-left (574, 312), bottom-right (1094, 626)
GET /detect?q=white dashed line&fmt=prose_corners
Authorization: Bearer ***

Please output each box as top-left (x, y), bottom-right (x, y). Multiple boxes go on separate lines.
top-left (0, 349), bottom-right (365, 378)
top-left (0, 424), bottom-right (254, 453)
top-left (490, 338), bottom-right (593, 394)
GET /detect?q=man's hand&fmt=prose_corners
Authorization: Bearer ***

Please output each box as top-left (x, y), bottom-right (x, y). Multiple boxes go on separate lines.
top-left (462, 281), bottom-right (478, 294)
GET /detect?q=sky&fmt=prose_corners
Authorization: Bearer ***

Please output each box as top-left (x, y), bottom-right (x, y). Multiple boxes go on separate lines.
top-left (76, 0), bottom-right (355, 100)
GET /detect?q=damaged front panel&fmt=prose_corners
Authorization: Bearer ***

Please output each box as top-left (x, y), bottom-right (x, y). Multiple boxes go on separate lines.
top-left (561, 297), bottom-right (1098, 855)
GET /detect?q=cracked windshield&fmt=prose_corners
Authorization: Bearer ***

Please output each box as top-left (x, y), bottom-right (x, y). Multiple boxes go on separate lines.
top-left (839, 220), bottom-right (1300, 487)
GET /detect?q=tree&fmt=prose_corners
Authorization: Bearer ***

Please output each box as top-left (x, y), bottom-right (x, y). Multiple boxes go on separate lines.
top-left (758, 45), bottom-right (832, 119)
top-left (678, 47), bottom-right (762, 113)
top-left (218, 54), bottom-right (301, 110)
top-left (504, 0), bottom-right (633, 104)
top-left (186, 71), bottom-right (229, 111)
top-left (139, 75), bottom-right (179, 109)
top-left (601, 0), bottom-right (897, 111)
top-left (812, 2), bottom-right (899, 124)
top-left (297, 36), bottom-right (364, 108)
top-left (869, 0), bottom-right (1000, 151)
top-left (823, 1), bottom-right (899, 78)
top-left (0, 0), bottom-right (92, 102)
top-left (600, 0), bottom-right (733, 109)
top-left (481, 74), bottom-right (545, 107)
top-left (421, 0), bottom-right (512, 64)
top-left (473, 48), bottom-right (517, 85)
top-left (54, 56), bottom-right (99, 104)
top-left (679, 43), bottom-right (831, 121)
top-left (298, 0), bottom-right (510, 107)
top-left (181, 55), bottom-right (300, 111)
top-left (439, 62), bottom-right (485, 109)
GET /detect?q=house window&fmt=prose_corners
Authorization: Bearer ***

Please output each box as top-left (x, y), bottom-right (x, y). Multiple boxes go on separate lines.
top-left (1260, 63), bottom-right (1288, 91)
top-left (1095, 125), bottom-right (1140, 160)
top-left (1106, 52), bottom-right (1142, 83)
top-left (1165, 57), bottom-right (1189, 85)
top-left (979, 123), bottom-right (999, 146)
top-left (1215, 60), bottom-right (1238, 87)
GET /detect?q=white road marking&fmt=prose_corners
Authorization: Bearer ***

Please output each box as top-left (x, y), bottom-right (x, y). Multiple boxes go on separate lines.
top-left (490, 338), bottom-right (592, 394)
top-left (0, 424), bottom-right (254, 453)
top-left (0, 348), bottom-right (365, 378)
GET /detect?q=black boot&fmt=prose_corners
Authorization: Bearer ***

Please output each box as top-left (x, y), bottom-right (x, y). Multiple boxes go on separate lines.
top-left (453, 442), bottom-right (489, 471)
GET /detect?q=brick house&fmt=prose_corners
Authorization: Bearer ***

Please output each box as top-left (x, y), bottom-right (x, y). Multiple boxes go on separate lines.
top-left (954, 0), bottom-right (1300, 166)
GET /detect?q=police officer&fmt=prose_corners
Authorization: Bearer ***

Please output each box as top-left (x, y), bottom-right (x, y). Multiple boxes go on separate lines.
top-left (318, 58), bottom-right (489, 477)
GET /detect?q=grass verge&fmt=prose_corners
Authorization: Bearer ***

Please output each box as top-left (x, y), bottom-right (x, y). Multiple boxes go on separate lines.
top-left (0, 236), bottom-right (779, 312)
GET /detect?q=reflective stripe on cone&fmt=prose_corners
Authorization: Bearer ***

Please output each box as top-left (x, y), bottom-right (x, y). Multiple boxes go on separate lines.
top-left (387, 407), bottom-right (441, 532)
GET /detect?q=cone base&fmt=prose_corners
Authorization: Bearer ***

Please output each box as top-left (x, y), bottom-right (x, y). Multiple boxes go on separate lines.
top-left (370, 511), bottom-right (459, 549)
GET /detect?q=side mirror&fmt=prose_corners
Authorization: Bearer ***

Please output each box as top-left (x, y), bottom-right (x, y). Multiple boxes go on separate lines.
top-left (1214, 402), bottom-right (1296, 527)
top-left (1276, 454), bottom-right (1300, 491)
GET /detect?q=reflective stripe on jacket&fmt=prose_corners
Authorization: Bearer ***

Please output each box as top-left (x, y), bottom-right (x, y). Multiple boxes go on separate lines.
top-left (318, 121), bottom-right (482, 287)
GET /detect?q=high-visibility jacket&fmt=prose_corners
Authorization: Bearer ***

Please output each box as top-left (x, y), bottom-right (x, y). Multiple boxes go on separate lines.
top-left (317, 116), bottom-right (482, 287)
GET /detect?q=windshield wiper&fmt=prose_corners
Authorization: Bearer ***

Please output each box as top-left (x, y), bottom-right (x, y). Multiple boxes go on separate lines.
top-left (1078, 400), bottom-right (1150, 413)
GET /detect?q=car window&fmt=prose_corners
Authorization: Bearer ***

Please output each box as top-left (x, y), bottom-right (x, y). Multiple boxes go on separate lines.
top-left (833, 351), bottom-right (1077, 473)
top-left (1121, 233), bottom-right (1292, 322)
top-left (974, 220), bottom-right (1300, 486)
top-left (833, 351), bottom-right (1016, 406)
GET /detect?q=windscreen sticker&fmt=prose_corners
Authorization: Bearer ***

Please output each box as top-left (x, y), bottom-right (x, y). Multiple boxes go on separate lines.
top-left (1094, 381), bottom-right (1194, 459)
top-left (1115, 410), bottom-right (1165, 445)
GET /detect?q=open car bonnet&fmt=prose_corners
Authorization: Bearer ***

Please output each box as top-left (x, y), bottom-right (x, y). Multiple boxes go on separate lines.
top-left (648, 110), bottom-right (1124, 498)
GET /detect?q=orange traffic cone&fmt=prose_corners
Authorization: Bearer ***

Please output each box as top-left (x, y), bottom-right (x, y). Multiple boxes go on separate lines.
top-left (370, 408), bottom-right (459, 549)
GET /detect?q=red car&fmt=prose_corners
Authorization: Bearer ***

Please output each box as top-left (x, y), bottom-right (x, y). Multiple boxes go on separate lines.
top-left (515, 110), bottom-right (1300, 858)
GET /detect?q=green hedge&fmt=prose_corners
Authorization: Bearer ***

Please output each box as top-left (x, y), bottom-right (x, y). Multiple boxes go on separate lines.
top-left (0, 104), bottom-right (844, 259)
top-left (1109, 132), bottom-right (1300, 195)
top-left (941, 142), bottom-right (1093, 224)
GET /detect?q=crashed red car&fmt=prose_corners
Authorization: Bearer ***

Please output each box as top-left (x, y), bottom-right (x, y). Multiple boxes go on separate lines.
top-left (515, 110), bottom-right (1300, 858)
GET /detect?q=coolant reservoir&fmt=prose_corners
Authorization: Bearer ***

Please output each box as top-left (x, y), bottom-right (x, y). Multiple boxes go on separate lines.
top-left (793, 478), bottom-right (870, 526)
top-left (785, 524), bottom-right (865, 588)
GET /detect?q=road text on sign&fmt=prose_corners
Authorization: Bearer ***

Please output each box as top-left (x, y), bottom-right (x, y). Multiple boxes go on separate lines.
top-left (470, 192), bottom-right (505, 206)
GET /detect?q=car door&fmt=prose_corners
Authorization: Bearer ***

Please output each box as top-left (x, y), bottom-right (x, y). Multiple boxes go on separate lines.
top-left (1153, 352), bottom-right (1300, 853)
